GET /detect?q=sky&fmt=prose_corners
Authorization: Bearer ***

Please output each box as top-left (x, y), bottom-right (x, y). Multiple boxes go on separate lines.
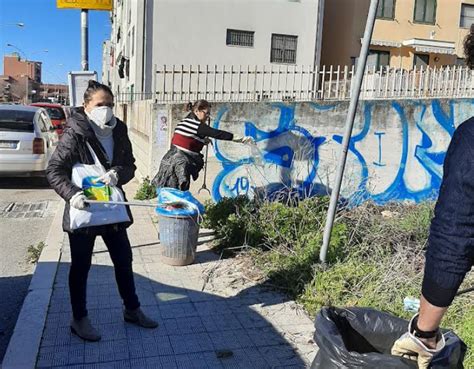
top-left (0, 0), bottom-right (111, 84)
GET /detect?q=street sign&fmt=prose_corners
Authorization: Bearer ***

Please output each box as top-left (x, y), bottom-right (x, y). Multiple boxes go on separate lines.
top-left (57, 0), bottom-right (113, 11)
top-left (68, 71), bottom-right (97, 107)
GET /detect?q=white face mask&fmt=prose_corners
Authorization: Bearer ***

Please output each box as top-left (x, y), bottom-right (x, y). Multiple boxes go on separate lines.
top-left (86, 106), bottom-right (114, 127)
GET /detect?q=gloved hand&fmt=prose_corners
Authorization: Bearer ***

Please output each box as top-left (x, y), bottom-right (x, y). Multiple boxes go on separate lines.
top-left (391, 315), bottom-right (445, 369)
top-left (96, 170), bottom-right (119, 186)
top-left (233, 136), bottom-right (255, 145)
top-left (70, 192), bottom-right (89, 210)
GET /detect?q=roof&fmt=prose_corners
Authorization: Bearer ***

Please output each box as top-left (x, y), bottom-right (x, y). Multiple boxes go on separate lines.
top-left (0, 104), bottom-right (40, 113)
top-left (30, 103), bottom-right (63, 108)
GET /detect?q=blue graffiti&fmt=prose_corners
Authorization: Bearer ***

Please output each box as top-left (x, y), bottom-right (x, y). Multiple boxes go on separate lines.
top-left (373, 132), bottom-right (386, 167)
top-left (211, 99), bottom-right (472, 205)
top-left (212, 103), bottom-right (325, 201)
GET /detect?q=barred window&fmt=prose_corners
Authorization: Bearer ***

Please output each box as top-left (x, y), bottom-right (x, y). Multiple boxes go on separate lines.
top-left (226, 29), bottom-right (254, 47)
top-left (271, 34), bottom-right (297, 64)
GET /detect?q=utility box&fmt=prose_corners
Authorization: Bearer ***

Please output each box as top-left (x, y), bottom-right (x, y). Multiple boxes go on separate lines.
top-left (68, 71), bottom-right (97, 107)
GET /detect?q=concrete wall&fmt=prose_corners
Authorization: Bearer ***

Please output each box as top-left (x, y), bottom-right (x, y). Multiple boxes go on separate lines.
top-left (119, 98), bottom-right (474, 205)
top-left (115, 100), bottom-right (173, 180)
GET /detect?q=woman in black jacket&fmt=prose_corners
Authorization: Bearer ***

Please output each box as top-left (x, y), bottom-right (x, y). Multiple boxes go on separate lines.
top-left (152, 100), bottom-right (253, 190)
top-left (46, 80), bottom-right (157, 342)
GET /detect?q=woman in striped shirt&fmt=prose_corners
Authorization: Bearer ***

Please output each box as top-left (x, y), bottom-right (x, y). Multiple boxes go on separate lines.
top-left (152, 100), bottom-right (253, 191)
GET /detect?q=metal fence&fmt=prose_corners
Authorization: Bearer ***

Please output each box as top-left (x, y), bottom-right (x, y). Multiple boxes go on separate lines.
top-left (116, 64), bottom-right (474, 103)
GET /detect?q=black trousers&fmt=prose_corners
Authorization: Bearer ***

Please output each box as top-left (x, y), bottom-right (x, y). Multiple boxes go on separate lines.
top-left (68, 228), bottom-right (140, 320)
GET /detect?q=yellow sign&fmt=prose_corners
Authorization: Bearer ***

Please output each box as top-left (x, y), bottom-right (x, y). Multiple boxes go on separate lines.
top-left (57, 0), bottom-right (113, 11)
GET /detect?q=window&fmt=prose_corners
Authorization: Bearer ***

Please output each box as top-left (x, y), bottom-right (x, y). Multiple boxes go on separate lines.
top-left (45, 107), bottom-right (65, 120)
top-left (367, 50), bottom-right (390, 69)
top-left (414, 0), bottom-right (436, 24)
top-left (377, 0), bottom-right (396, 19)
top-left (226, 29), bottom-right (254, 47)
top-left (414, 53), bottom-right (430, 67)
top-left (270, 34), bottom-right (298, 64)
top-left (456, 57), bottom-right (466, 66)
top-left (460, 3), bottom-right (474, 28)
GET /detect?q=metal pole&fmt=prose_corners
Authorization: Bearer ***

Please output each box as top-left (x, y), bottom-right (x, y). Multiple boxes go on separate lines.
top-left (319, 0), bottom-right (379, 263)
top-left (81, 9), bottom-right (89, 71)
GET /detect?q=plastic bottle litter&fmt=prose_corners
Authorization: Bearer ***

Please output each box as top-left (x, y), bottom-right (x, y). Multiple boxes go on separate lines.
top-left (245, 141), bottom-right (265, 167)
top-left (403, 296), bottom-right (420, 313)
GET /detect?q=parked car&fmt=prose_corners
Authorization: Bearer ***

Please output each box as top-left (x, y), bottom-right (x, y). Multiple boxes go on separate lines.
top-left (30, 103), bottom-right (66, 135)
top-left (0, 105), bottom-right (58, 177)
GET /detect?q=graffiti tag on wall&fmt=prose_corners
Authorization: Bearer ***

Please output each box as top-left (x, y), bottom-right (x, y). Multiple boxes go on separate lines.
top-left (211, 99), bottom-right (474, 204)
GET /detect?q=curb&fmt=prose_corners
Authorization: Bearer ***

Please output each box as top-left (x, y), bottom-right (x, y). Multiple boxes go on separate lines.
top-left (2, 201), bottom-right (65, 369)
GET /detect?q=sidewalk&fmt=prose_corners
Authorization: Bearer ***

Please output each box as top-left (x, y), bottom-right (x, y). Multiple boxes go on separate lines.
top-left (12, 182), bottom-right (317, 368)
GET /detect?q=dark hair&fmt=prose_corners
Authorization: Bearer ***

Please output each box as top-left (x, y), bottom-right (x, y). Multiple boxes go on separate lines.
top-left (464, 24), bottom-right (474, 69)
top-left (187, 100), bottom-right (210, 112)
top-left (83, 80), bottom-right (114, 104)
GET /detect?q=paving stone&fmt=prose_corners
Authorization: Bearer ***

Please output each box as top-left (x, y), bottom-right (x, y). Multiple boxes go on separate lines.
top-left (208, 330), bottom-right (254, 351)
top-left (159, 302), bottom-right (198, 319)
top-left (246, 327), bottom-right (288, 347)
top-left (186, 289), bottom-right (221, 302)
top-left (169, 332), bottom-right (214, 354)
top-left (98, 322), bottom-right (127, 341)
top-left (200, 314), bottom-right (243, 332)
top-left (219, 348), bottom-right (271, 369)
top-left (163, 316), bottom-right (206, 335)
top-left (36, 345), bottom-right (55, 368)
top-left (68, 343), bottom-right (85, 365)
top-left (175, 351), bottom-right (223, 369)
top-left (84, 342), bottom-right (101, 364)
top-left (51, 346), bottom-right (70, 366)
top-left (234, 311), bottom-right (271, 329)
top-left (193, 301), bottom-right (229, 316)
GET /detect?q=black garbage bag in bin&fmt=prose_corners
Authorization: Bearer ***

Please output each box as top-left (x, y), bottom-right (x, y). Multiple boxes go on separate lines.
top-left (311, 307), bottom-right (467, 369)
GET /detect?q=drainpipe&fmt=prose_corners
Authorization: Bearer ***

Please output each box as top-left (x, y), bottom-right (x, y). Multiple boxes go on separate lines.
top-left (312, 0), bottom-right (325, 97)
top-left (141, 0), bottom-right (147, 95)
top-left (319, 0), bottom-right (380, 263)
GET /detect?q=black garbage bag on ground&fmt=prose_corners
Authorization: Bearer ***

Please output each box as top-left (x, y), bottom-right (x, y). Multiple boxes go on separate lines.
top-left (311, 307), bottom-right (467, 369)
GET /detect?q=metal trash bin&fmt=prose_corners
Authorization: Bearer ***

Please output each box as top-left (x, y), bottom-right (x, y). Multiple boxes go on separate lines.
top-left (158, 214), bottom-right (199, 266)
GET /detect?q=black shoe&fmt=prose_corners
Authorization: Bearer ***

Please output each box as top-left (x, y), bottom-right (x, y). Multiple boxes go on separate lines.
top-left (70, 317), bottom-right (101, 342)
top-left (124, 308), bottom-right (159, 329)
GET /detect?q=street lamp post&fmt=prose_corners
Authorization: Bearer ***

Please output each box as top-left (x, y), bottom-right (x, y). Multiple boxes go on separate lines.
top-left (0, 22), bottom-right (25, 28)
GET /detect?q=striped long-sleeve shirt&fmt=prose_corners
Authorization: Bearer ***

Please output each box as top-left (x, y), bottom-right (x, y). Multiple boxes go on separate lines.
top-left (171, 112), bottom-right (233, 153)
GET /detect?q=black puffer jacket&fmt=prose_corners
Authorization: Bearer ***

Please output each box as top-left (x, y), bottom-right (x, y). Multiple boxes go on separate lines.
top-left (46, 107), bottom-right (136, 233)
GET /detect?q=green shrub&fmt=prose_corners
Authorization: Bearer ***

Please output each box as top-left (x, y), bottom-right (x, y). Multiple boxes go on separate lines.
top-left (134, 177), bottom-right (156, 200)
top-left (203, 196), bottom-right (263, 251)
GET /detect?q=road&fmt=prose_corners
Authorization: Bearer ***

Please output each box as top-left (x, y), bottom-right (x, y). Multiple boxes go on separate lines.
top-left (0, 177), bottom-right (60, 363)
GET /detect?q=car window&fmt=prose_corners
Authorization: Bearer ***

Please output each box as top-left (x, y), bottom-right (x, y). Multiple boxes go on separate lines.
top-left (0, 109), bottom-right (35, 132)
top-left (38, 112), bottom-right (53, 133)
top-left (45, 107), bottom-right (65, 120)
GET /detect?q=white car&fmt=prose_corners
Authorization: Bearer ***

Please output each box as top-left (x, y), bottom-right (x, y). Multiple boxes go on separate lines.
top-left (0, 105), bottom-right (59, 177)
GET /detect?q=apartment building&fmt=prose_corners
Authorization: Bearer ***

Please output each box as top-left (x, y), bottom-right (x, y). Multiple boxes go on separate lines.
top-left (103, 0), bottom-right (325, 97)
top-left (321, 0), bottom-right (474, 69)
